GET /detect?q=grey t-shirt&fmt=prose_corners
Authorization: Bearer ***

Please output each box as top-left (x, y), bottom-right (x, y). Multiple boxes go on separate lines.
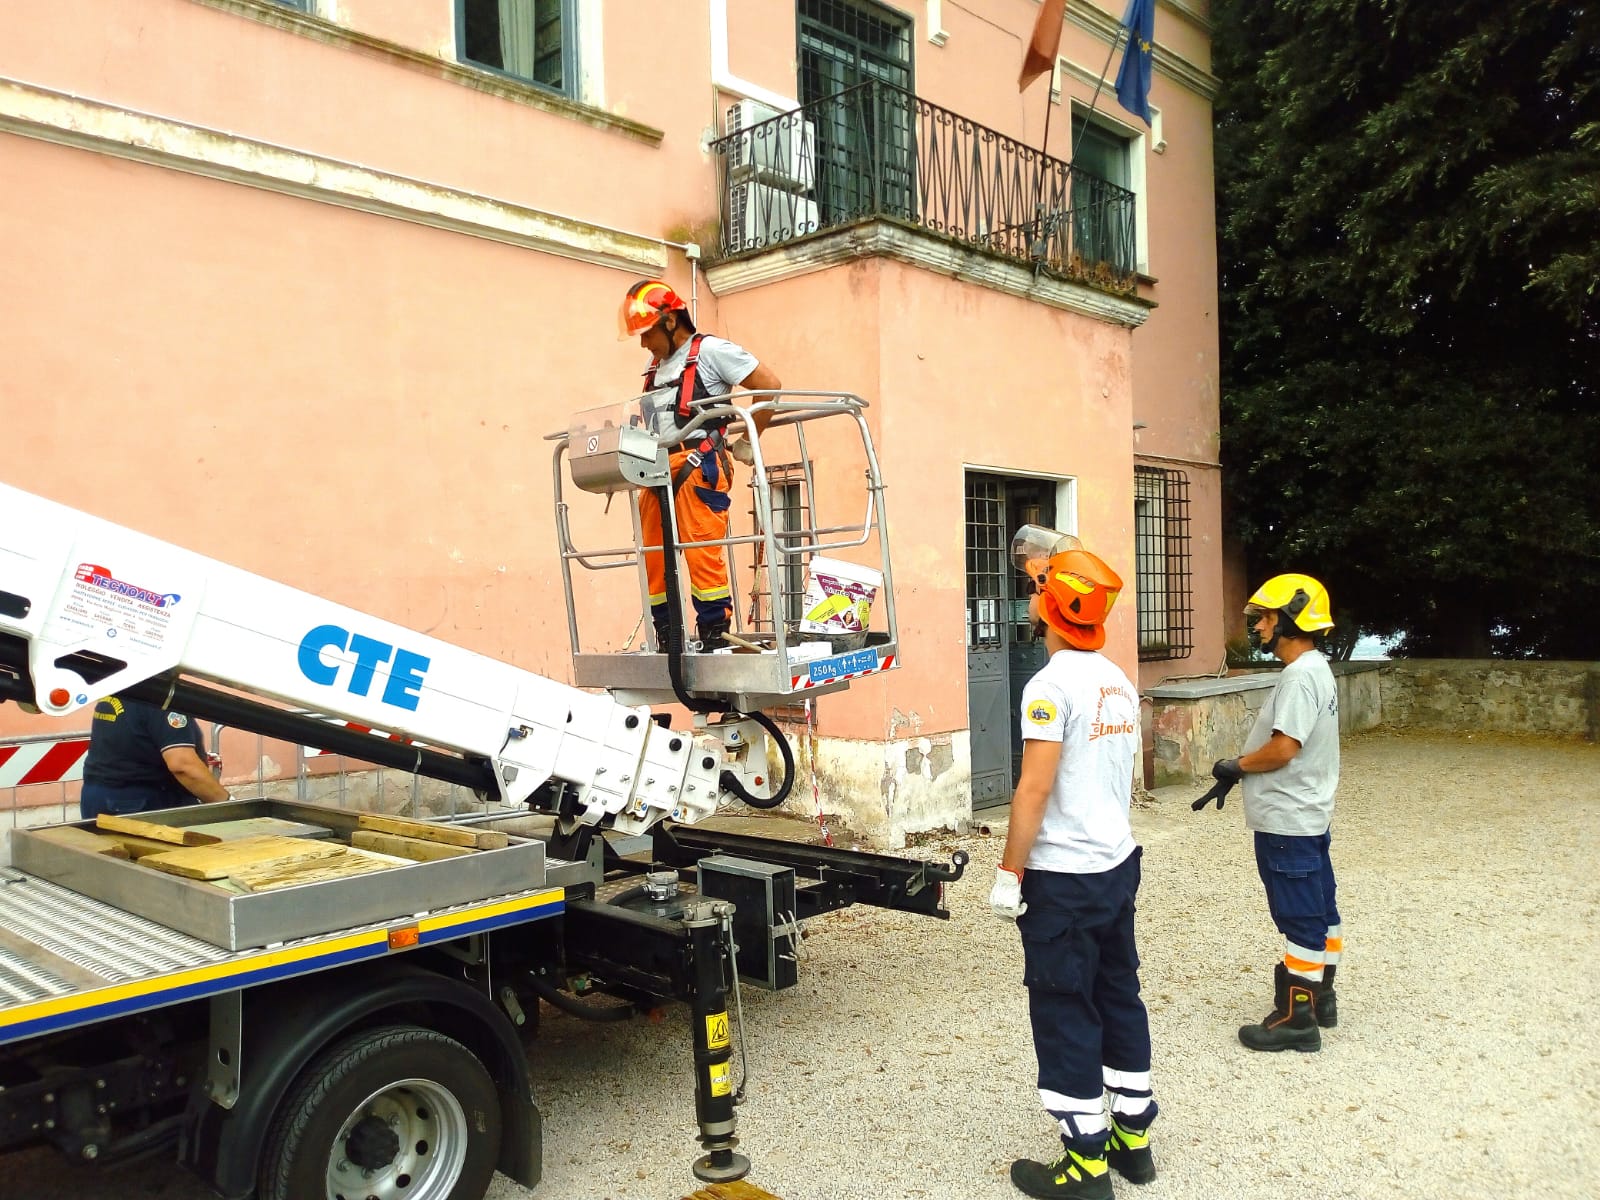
top-left (1241, 649), bottom-right (1340, 835)
top-left (640, 335), bottom-right (759, 443)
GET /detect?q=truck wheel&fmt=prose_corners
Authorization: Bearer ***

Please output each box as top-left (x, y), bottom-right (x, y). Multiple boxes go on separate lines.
top-left (258, 1025), bottom-right (501, 1200)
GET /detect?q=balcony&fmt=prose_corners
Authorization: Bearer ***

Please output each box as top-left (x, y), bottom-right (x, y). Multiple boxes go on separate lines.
top-left (709, 80), bottom-right (1137, 292)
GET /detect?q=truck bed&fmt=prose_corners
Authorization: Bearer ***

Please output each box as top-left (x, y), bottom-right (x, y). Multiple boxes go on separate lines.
top-left (0, 865), bottom-right (566, 1047)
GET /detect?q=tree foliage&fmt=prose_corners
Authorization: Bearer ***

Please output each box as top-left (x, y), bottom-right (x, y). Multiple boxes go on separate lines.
top-left (1213, 0), bottom-right (1600, 657)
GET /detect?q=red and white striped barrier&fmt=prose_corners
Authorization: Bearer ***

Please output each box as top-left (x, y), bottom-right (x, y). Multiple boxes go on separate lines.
top-left (0, 736), bottom-right (91, 788)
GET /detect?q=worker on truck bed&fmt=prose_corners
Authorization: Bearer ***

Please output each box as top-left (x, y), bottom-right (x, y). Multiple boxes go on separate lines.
top-left (80, 695), bottom-right (231, 818)
top-left (619, 278), bottom-right (780, 651)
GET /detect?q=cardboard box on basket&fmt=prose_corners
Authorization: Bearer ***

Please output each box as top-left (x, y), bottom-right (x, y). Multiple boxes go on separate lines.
top-left (798, 557), bottom-right (883, 636)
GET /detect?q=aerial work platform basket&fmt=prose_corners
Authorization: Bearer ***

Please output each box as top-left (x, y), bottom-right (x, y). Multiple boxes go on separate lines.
top-left (550, 390), bottom-right (898, 712)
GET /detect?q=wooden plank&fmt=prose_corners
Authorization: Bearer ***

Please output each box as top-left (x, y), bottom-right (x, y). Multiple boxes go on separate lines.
top-left (229, 846), bottom-right (408, 892)
top-left (102, 833), bottom-right (209, 860)
top-left (27, 826), bottom-right (131, 858)
top-left (95, 814), bottom-right (221, 847)
top-left (355, 813), bottom-right (508, 851)
top-left (0, 924), bottom-right (109, 989)
top-left (140, 836), bottom-right (344, 881)
top-left (185, 816), bottom-right (335, 842)
top-left (350, 830), bottom-right (474, 862)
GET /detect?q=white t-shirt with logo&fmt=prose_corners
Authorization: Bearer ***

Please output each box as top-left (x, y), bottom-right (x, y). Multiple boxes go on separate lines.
top-left (1019, 648), bottom-right (1140, 873)
top-left (639, 335), bottom-right (760, 443)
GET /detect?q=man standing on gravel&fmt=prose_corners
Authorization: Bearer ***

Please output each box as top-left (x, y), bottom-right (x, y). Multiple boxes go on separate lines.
top-left (1207, 573), bottom-right (1342, 1053)
top-left (990, 533), bottom-right (1157, 1200)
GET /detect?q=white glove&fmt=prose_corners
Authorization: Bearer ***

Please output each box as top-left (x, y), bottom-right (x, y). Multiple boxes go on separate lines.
top-left (728, 435), bottom-right (756, 465)
top-left (989, 866), bottom-right (1027, 921)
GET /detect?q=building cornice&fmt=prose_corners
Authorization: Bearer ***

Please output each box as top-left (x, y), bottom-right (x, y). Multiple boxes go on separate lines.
top-left (1070, 3), bottom-right (1219, 102)
top-left (0, 78), bottom-right (668, 274)
top-left (188, 0), bottom-right (663, 145)
top-left (1159, 0), bottom-right (1215, 37)
top-left (705, 223), bottom-right (1152, 328)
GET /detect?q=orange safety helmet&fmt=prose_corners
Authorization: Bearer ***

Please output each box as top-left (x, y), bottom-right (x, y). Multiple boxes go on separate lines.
top-left (619, 279), bottom-right (688, 340)
top-left (1036, 548), bottom-right (1124, 651)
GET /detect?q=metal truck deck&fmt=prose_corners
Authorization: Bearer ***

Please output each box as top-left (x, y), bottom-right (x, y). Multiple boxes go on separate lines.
top-left (0, 866), bottom-right (566, 1047)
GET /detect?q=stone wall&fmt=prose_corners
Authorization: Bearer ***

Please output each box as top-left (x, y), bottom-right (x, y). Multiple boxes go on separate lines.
top-left (1147, 663), bottom-right (1386, 786)
top-left (1378, 660), bottom-right (1600, 739)
top-left (1146, 659), bottom-right (1598, 786)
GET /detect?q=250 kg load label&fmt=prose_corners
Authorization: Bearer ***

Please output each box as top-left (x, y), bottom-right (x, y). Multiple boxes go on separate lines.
top-left (807, 649), bottom-right (879, 683)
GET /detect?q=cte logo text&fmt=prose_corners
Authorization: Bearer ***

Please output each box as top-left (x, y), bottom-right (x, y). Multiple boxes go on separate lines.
top-left (297, 624), bottom-right (431, 711)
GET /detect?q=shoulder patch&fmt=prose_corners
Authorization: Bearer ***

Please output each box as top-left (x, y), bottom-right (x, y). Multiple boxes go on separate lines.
top-left (1026, 699), bottom-right (1058, 725)
top-left (166, 712), bottom-right (189, 729)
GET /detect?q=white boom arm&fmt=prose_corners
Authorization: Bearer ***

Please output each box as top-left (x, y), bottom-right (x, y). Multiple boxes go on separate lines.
top-left (0, 483), bottom-right (765, 833)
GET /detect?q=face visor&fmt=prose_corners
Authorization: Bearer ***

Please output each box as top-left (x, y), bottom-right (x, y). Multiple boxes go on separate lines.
top-left (1011, 525), bottom-right (1081, 593)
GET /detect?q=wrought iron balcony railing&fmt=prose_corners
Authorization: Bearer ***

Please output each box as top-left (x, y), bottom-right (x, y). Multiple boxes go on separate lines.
top-left (710, 79), bottom-right (1137, 288)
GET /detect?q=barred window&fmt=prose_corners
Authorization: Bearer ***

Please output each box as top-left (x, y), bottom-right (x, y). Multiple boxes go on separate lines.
top-left (1133, 466), bottom-right (1193, 661)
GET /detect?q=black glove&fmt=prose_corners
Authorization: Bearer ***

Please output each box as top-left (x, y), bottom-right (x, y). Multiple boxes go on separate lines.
top-left (1211, 757), bottom-right (1244, 784)
top-left (1191, 777), bottom-right (1237, 811)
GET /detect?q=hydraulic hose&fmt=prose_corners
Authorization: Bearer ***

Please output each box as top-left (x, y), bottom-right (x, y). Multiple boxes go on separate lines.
top-left (654, 485), bottom-right (723, 718)
top-left (528, 976), bottom-right (635, 1023)
top-left (718, 709), bottom-right (793, 810)
top-left (654, 487), bottom-right (794, 811)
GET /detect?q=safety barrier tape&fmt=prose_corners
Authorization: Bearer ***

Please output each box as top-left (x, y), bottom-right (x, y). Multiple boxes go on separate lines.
top-left (0, 738), bottom-right (91, 788)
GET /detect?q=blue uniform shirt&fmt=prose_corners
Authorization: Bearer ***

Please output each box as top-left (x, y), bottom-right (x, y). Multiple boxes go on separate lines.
top-left (83, 695), bottom-right (204, 796)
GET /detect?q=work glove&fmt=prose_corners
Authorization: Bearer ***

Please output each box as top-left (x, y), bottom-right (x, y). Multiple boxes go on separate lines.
top-left (728, 435), bottom-right (756, 465)
top-left (1191, 777), bottom-right (1236, 811)
top-left (1211, 756), bottom-right (1244, 784)
top-left (989, 866), bottom-right (1027, 921)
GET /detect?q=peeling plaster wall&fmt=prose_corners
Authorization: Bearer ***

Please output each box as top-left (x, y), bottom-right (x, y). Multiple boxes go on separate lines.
top-left (766, 726), bottom-right (971, 849)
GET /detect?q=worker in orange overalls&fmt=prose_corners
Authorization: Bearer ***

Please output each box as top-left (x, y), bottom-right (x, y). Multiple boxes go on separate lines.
top-left (618, 280), bottom-right (781, 649)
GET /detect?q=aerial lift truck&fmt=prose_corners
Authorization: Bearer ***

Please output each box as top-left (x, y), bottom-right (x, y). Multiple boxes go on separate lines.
top-left (0, 386), bottom-right (966, 1198)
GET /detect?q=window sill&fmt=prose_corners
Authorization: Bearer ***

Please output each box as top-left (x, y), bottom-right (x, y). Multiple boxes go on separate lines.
top-left (190, 0), bottom-right (663, 146)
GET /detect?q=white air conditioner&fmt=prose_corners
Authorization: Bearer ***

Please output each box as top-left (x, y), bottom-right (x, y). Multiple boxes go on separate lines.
top-left (727, 182), bottom-right (820, 252)
top-left (725, 99), bottom-right (816, 192)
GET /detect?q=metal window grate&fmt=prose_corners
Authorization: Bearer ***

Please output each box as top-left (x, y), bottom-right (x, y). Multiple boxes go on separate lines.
top-left (1134, 466), bottom-right (1194, 661)
top-left (745, 463), bottom-right (814, 634)
top-left (965, 478), bottom-right (1007, 649)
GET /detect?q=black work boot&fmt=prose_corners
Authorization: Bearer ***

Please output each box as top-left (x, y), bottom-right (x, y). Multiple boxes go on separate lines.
top-left (1317, 963), bottom-right (1338, 1028)
top-left (651, 610), bottom-right (675, 652)
top-left (1238, 963), bottom-right (1322, 1053)
top-left (1009, 1140), bottom-right (1113, 1200)
top-left (1106, 1116), bottom-right (1156, 1184)
top-left (695, 617), bottom-right (731, 650)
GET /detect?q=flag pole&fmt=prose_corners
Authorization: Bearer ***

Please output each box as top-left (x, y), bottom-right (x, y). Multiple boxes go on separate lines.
top-left (1071, 25), bottom-right (1128, 159)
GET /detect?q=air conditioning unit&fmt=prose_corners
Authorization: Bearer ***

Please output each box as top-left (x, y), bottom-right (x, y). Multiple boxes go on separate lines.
top-left (725, 99), bottom-right (816, 192)
top-left (727, 182), bottom-right (820, 253)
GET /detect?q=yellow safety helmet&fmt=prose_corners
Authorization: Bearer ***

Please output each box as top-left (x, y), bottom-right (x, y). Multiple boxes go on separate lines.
top-left (1244, 573), bottom-right (1334, 636)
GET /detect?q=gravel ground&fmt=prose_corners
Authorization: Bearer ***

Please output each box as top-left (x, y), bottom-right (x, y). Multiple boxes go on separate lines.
top-left (9, 731), bottom-right (1599, 1200)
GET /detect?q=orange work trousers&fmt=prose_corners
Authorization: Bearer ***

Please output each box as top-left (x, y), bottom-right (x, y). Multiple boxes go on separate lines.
top-left (638, 445), bottom-right (734, 626)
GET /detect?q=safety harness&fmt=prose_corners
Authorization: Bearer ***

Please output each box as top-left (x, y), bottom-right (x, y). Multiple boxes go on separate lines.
top-left (643, 333), bottom-right (730, 490)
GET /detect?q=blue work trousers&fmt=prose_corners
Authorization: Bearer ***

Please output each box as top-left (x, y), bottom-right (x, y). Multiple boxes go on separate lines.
top-left (80, 782), bottom-right (198, 820)
top-left (1017, 849), bottom-right (1151, 1103)
top-left (1253, 830), bottom-right (1340, 951)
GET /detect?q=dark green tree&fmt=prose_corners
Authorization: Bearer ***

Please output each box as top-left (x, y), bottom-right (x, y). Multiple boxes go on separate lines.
top-left (1213, 0), bottom-right (1600, 657)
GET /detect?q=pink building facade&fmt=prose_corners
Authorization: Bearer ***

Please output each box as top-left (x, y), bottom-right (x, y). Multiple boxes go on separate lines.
top-left (0, 0), bottom-right (1221, 844)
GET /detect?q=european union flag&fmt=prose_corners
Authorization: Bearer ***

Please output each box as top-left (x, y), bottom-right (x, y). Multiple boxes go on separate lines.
top-left (1115, 0), bottom-right (1155, 125)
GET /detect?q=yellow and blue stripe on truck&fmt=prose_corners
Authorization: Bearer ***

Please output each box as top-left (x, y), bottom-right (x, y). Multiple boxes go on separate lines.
top-left (0, 887), bottom-right (562, 1046)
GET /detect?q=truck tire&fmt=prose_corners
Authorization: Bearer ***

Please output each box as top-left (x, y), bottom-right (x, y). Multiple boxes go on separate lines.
top-left (257, 1024), bottom-right (501, 1200)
